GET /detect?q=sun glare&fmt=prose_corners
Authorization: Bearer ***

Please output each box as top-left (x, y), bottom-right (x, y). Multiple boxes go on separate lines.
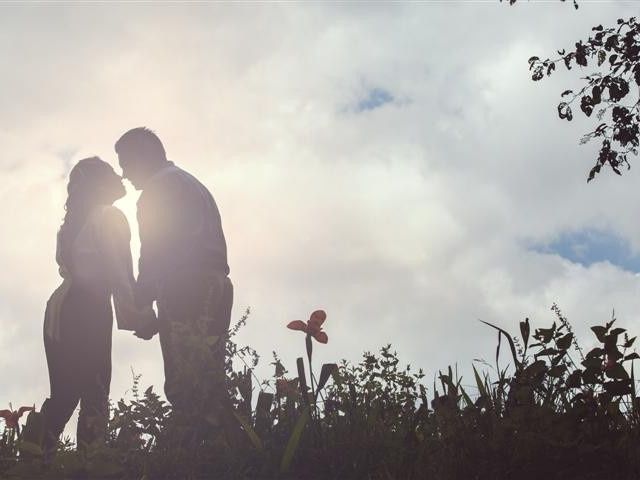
top-left (114, 182), bottom-right (142, 274)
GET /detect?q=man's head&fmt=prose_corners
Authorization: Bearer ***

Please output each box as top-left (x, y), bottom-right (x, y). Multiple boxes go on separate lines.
top-left (115, 127), bottom-right (167, 190)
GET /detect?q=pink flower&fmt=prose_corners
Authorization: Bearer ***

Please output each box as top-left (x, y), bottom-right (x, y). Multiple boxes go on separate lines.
top-left (0, 405), bottom-right (34, 429)
top-left (287, 310), bottom-right (328, 344)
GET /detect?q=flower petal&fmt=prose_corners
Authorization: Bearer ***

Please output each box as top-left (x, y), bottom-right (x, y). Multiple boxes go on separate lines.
top-left (17, 406), bottom-right (34, 419)
top-left (308, 310), bottom-right (327, 328)
top-left (0, 411), bottom-right (18, 429)
top-left (307, 323), bottom-right (321, 336)
top-left (313, 331), bottom-right (328, 344)
top-left (287, 320), bottom-right (308, 333)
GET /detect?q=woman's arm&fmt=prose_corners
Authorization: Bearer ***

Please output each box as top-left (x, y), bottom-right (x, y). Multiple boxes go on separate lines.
top-left (100, 206), bottom-right (156, 331)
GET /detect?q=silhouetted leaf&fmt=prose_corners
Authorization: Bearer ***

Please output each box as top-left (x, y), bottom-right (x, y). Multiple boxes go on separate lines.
top-left (479, 320), bottom-right (521, 369)
top-left (566, 369), bottom-right (582, 388)
top-left (548, 365), bottom-right (567, 377)
top-left (280, 406), bottom-right (310, 472)
top-left (520, 318), bottom-right (530, 351)
top-left (473, 364), bottom-right (489, 402)
top-left (232, 410), bottom-right (263, 451)
top-left (316, 363), bottom-right (338, 394)
top-left (586, 347), bottom-right (605, 359)
top-left (605, 364), bottom-right (629, 381)
top-left (557, 333), bottom-right (573, 350)
top-left (592, 326), bottom-right (607, 342)
top-left (297, 357), bottom-right (308, 405)
top-left (604, 380), bottom-right (632, 396)
top-left (538, 348), bottom-right (560, 356)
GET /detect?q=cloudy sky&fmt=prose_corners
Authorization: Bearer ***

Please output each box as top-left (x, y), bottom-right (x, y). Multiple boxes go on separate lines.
top-left (2, 1), bottom-right (640, 436)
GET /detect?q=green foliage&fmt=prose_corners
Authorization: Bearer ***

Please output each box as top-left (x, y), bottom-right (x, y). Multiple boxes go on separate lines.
top-left (528, 14), bottom-right (640, 182)
top-left (5, 306), bottom-right (640, 478)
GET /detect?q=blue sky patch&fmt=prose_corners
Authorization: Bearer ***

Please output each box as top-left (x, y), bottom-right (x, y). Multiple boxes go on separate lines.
top-left (355, 88), bottom-right (394, 112)
top-left (532, 229), bottom-right (640, 272)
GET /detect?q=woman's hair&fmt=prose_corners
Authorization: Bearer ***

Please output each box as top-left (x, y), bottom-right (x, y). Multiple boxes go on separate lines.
top-left (58, 157), bottom-right (119, 268)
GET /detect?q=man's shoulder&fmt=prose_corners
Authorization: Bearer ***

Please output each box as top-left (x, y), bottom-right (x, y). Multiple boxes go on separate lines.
top-left (150, 163), bottom-right (199, 189)
top-left (163, 164), bottom-right (213, 199)
top-left (139, 163), bottom-right (211, 206)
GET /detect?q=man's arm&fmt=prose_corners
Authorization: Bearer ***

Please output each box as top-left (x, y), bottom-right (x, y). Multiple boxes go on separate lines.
top-left (100, 206), bottom-right (157, 332)
top-left (136, 172), bottom-right (201, 303)
top-left (135, 189), bottom-right (164, 310)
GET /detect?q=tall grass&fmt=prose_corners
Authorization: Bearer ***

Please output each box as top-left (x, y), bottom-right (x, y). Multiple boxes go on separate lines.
top-left (3, 305), bottom-right (640, 479)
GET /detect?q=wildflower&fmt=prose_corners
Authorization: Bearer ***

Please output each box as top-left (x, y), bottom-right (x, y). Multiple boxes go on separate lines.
top-left (287, 310), bottom-right (328, 344)
top-left (0, 405), bottom-right (34, 429)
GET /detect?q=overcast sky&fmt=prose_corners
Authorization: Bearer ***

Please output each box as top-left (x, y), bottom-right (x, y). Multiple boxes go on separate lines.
top-left (2, 1), bottom-right (640, 436)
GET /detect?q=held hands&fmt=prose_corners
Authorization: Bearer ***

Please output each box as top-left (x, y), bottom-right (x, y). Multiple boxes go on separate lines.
top-left (134, 306), bottom-right (159, 340)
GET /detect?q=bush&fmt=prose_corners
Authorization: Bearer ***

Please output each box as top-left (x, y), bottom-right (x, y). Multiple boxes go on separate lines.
top-left (2, 305), bottom-right (640, 479)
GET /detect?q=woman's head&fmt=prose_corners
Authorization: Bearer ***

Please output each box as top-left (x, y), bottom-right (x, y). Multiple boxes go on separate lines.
top-left (58, 157), bottom-right (125, 266)
top-left (66, 156), bottom-right (125, 206)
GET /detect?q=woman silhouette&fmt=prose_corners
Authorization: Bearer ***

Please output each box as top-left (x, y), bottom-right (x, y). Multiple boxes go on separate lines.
top-left (40, 157), bottom-right (153, 455)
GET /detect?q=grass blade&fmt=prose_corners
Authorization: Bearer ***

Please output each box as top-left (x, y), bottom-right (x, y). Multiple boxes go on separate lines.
top-left (473, 364), bottom-right (489, 402)
top-left (479, 319), bottom-right (521, 369)
top-left (280, 406), bottom-right (310, 472)
top-left (232, 410), bottom-right (263, 451)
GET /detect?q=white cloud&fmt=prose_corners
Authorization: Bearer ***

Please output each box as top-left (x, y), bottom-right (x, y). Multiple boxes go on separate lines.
top-left (1, 2), bottom-right (640, 436)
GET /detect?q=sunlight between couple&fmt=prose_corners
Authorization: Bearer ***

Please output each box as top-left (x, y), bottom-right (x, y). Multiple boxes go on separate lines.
top-left (40, 127), bottom-right (233, 457)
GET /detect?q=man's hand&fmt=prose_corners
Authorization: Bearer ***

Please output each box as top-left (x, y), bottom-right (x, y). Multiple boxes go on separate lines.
top-left (134, 306), bottom-right (159, 340)
top-left (134, 321), bottom-right (159, 340)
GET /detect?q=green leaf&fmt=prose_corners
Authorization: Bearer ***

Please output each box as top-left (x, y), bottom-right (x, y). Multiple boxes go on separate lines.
top-left (556, 333), bottom-right (573, 350)
top-left (231, 410), bottom-right (263, 451)
top-left (17, 440), bottom-right (42, 457)
top-left (255, 391), bottom-right (274, 435)
top-left (604, 380), bottom-right (632, 397)
top-left (520, 318), bottom-right (530, 350)
top-left (479, 320), bottom-right (521, 369)
top-left (592, 326), bottom-right (607, 342)
top-left (296, 358), bottom-right (308, 405)
top-left (537, 347), bottom-right (560, 356)
top-left (548, 365), bottom-right (567, 378)
top-left (280, 406), bottom-right (310, 472)
top-left (522, 360), bottom-right (547, 383)
top-left (586, 347), bottom-right (605, 359)
top-left (316, 363), bottom-right (337, 395)
top-left (605, 364), bottom-right (629, 381)
top-left (583, 367), bottom-right (602, 385)
top-left (582, 357), bottom-right (603, 369)
top-left (598, 49), bottom-right (606, 66)
top-left (566, 370), bottom-right (582, 388)
top-left (472, 364), bottom-right (489, 402)
top-left (632, 363), bottom-right (637, 407)
top-left (535, 324), bottom-right (556, 344)
top-left (459, 384), bottom-right (473, 408)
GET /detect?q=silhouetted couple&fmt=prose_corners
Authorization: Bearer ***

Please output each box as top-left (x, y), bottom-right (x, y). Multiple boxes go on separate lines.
top-left (40, 128), bottom-right (233, 456)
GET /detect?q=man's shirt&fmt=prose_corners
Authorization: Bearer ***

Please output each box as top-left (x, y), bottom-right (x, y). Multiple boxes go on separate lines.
top-left (135, 161), bottom-right (230, 307)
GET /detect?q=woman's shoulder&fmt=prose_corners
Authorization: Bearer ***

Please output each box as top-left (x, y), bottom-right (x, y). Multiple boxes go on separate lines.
top-left (94, 205), bottom-right (131, 236)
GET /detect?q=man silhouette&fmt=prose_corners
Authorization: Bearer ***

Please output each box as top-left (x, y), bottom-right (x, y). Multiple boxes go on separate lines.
top-left (115, 127), bottom-right (233, 410)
